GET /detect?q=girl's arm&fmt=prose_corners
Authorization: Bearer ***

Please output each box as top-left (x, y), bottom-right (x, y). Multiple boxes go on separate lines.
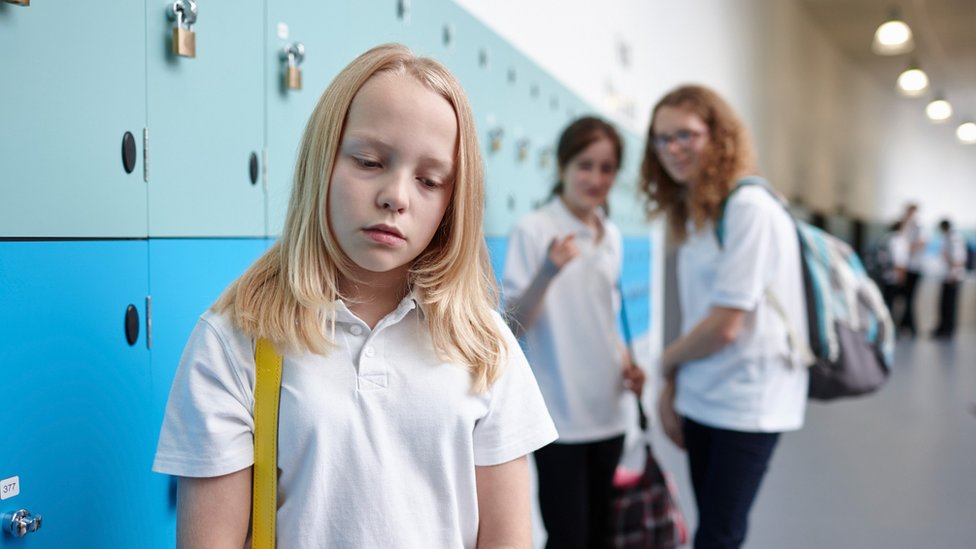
top-left (475, 456), bottom-right (532, 549)
top-left (661, 306), bottom-right (746, 381)
top-left (176, 468), bottom-right (252, 549)
top-left (505, 235), bottom-right (578, 337)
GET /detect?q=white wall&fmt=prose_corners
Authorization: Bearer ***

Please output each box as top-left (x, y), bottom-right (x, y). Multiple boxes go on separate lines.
top-left (452, 0), bottom-right (976, 228)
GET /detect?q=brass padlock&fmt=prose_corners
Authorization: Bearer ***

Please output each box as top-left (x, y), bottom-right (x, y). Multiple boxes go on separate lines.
top-left (169, 0), bottom-right (198, 58)
top-left (286, 66), bottom-right (302, 91)
top-left (489, 128), bottom-right (504, 153)
top-left (282, 42), bottom-right (306, 91)
top-left (173, 26), bottom-right (196, 58)
top-left (517, 139), bottom-right (530, 162)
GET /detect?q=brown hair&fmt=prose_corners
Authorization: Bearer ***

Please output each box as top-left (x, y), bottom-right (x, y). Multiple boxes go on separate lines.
top-left (551, 116), bottom-right (623, 196)
top-left (639, 85), bottom-right (757, 242)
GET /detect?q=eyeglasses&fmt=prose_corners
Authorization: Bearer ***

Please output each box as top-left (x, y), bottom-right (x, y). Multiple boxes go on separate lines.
top-left (653, 129), bottom-right (703, 150)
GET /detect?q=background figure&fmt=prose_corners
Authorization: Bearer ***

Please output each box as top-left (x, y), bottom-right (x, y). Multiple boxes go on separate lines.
top-left (898, 204), bottom-right (926, 337)
top-left (878, 221), bottom-right (909, 318)
top-left (502, 116), bottom-right (645, 549)
top-left (932, 219), bottom-right (967, 339)
top-left (152, 44), bottom-right (556, 548)
top-left (640, 85), bottom-right (808, 549)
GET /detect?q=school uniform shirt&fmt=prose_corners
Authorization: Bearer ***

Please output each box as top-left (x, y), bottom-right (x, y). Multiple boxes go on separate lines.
top-left (942, 230), bottom-right (967, 282)
top-left (502, 197), bottom-right (627, 443)
top-left (153, 296), bottom-right (557, 549)
top-left (675, 185), bottom-right (809, 433)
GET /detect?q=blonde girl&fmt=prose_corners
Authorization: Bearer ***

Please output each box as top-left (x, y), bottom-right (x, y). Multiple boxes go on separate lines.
top-left (153, 44), bottom-right (556, 548)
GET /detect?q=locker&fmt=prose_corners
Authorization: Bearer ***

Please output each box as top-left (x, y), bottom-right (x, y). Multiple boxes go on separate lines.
top-left (0, 241), bottom-right (153, 547)
top-left (146, 0), bottom-right (264, 237)
top-left (144, 238), bottom-right (268, 547)
top-left (0, 2), bottom-right (147, 238)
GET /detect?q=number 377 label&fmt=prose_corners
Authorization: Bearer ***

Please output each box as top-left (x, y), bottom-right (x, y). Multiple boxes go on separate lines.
top-left (1, 476), bottom-right (20, 500)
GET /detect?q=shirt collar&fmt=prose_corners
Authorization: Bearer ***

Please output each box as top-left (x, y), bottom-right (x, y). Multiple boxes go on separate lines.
top-left (547, 196), bottom-right (606, 237)
top-left (332, 288), bottom-right (423, 327)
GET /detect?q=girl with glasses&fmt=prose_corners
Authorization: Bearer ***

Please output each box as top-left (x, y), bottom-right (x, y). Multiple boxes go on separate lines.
top-left (640, 85), bottom-right (808, 549)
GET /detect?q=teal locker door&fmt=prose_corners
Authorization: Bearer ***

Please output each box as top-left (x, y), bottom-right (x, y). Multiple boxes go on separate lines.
top-left (0, 241), bottom-right (154, 548)
top-left (145, 238), bottom-right (268, 547)
top-left (264, 0), bottom-right (408, 236)
top-left (146, 0), bottom-right (264, 237)
top-left (0, 2), bottom-right (147, 238)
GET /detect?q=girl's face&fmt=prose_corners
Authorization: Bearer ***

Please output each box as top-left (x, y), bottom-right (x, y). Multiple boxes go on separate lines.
top-left (328, 72), bottom-right (457, 284)
top-left (652, 105), bottom-right (711, 188)
top-left (558, 136), bottom-right (619, 219)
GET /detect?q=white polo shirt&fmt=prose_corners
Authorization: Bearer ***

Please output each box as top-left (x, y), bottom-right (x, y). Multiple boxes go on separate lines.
top-left (502, 198), bottom-right (627, 443)
top-left (153, 297), bottom-right (557, 548)
top-left (675, 186), bottom-right (808, 432)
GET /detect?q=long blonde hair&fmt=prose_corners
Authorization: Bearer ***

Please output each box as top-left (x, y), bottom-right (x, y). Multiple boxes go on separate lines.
top-left (214, 44), bottom-right (506, 392)
top-left (639, 85), bottom-right (757, 243)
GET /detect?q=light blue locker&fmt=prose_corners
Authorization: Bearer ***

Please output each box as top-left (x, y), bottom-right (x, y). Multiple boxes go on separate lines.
top-left (264, 0), bottom-right (412, 236)
top-left (144, 238), bottom-right (268, 547)
top-left (0, 2), bottom-right (147, 238)
top-left (146, 0), bottom-right (264, 237)
top-left (0, 241), bottom-right (154, 547)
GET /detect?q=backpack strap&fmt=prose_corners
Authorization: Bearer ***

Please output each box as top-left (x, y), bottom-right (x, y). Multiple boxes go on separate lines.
top-left (713, 177), bottom-right (814, 368)
top-left (253, 338), bottom-right (282, 549)
top-left (714, 176), bottom-right (778, 248)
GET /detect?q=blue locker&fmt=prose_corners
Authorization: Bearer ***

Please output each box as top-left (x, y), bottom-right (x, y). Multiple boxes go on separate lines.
top-left (0, 2), bottom-right (147, 238)
top-left (146, 0), bottom-right (265, 237)
top-left (0, 241), bottom-right (153, 547)
top-left (144, 238), bottom-right (268, 547)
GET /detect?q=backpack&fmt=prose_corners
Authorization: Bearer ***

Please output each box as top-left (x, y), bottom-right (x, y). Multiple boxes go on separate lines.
top-left (716, 177), bottom-right (893, 401)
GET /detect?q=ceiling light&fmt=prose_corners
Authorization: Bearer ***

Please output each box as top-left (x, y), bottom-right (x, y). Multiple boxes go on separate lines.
top-left (872, 13), bottom-right (914, 55)
top-left (925, 97), bottom-right (953, 122)
top-left (956, 122), bottom-right (976, 144)
top-left (896, 63), bottom-right (929, 97)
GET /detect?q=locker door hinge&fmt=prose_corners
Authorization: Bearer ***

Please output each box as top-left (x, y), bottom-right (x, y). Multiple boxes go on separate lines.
top-left (262, 147), bottom-right (268, 192)
top-left (143, 128), bottom-right (150, 183)
top-left (145, 295), bottom-right (153, 350)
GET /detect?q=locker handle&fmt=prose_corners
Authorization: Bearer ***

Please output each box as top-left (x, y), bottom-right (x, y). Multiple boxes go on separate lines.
top-left (3, 1), bottom-right (31, 6)
top-left (4, 509), bottom-right (42, 538)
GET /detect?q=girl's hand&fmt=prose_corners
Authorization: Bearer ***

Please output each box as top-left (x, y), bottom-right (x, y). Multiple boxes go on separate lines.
top-left (658, 381), bottom-right (685, 450)
top-left (622, 362), bottom-right (645, 397)
top-left (547, 234), bottom-right (579, 269)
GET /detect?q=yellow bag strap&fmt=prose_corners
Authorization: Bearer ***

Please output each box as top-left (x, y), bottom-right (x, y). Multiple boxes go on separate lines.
top-left (252, 338), bottom-right (282, 549)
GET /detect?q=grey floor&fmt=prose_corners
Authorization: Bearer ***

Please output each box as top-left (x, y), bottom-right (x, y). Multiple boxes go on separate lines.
top-left (647, 328), bottom-right (976, 549)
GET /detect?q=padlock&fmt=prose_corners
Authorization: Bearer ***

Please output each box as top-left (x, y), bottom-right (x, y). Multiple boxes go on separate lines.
top-left (489, 128), bottom-right (504, 153)
top-left (286, 67), bottom-right (302, 90)
top-left (173, 26), bottom-right (196, 58)
top-left (169, 0), bottom-right (198, 58)
top-left (282, 42), bottom-right (306, 91)
top-left (517, 139), bottom-right (530, 162)
top-left (540, 148), bottom-right (552, 169)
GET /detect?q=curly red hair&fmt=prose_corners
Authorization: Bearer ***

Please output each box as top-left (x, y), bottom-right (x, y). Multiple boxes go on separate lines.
top-left (639, 85), bottom-right (757, 243)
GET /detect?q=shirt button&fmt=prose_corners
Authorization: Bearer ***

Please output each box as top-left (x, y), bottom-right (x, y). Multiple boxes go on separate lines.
top-left (364, 346), bottom-right (375, 358)
top-left (349, 325), bottom-right (363, 336)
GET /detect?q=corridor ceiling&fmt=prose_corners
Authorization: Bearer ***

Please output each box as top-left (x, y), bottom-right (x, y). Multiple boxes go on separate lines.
top-left (800, 0), bottom-right (976, 122)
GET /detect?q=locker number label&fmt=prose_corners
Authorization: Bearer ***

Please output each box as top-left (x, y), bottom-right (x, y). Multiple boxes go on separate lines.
top-left (1, 476), bottom-right (19, 500)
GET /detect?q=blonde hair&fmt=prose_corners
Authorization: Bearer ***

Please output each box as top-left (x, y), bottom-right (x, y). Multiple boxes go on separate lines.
top-left (639, 84), bottom-right (757, 243)
top-left (214, 44), bottom-right (506, 392)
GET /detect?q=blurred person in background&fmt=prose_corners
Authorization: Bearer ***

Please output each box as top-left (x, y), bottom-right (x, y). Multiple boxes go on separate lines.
top-left (932, 219), bottom-right (967, 339)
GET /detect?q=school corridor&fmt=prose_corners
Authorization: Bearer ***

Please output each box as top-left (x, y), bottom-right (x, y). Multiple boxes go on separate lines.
top-left (645, 328), bottom-right (976, 549)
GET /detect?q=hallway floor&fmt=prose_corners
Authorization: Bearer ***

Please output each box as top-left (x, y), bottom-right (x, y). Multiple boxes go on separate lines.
top-left (650, 328), bottom-right (976, 549)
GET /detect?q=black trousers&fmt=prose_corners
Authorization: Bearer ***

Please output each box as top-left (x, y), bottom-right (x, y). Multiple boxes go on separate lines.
top-left (534, 435), bottom-right (625, 549)
top-left (898, 270), bottom-right (922, 334)
top-left (934, 280), bottom-right (960, 337)
top-left (683, 417), bottom-right (780, 549)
